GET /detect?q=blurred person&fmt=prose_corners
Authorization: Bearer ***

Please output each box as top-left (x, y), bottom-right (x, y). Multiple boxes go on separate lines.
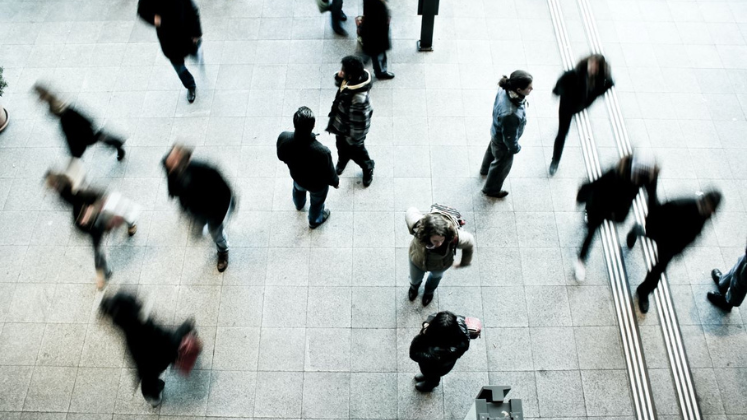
top-left (480, 70), bottom-right (533, 198)
top-left (628, 190), bottom-right (722, 313)
top-left (360, 0), bottom-right (394, 80)
top-left (45, 171), bottom-right (140, 289)
top-left (708, 243), bottom-right (747, 312)
top-left (409, 311), bottom-right (470, 392)
top-left (405, 207), bottom-right (474, 306)
top-left (34, 83), bottom-right (126, 161)
top-left (327, 55), bottom-right (375, 187)
top-left (162, 144), bottom-right (235, 272)
top-left (137, 0), bottom-right (203, 103)
top-left (549, 54), bottom-right (614, 176)
top-left (319, 0), bottom-right (348, 36)
top-left (574, 154), bottom-right (659, 281)
top-left (100, 292), bottom-right (200, 407)
top-left (277, 106), bottom-right (339, 228)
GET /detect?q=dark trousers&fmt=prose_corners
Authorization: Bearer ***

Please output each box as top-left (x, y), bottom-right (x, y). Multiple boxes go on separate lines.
top-left (364, 52), bottom-right (388, 76)
top-left (170, 59), bottom-right (196, 89)
top-left (91, 233), bottom-right (110, 275)
top-left (336, 135), bottom-right (374, 172)
top-left (637, 250), bottom-right (676, 297)
top-left (552, 104), bottom-right (575, 163)
top-left (95, 131), bottom-right (125, 153)
top-left (481, 139), bottom-right (513, 194)
top-left (140, 320), bottom-right (194, 402)
top-left (330, 0), bottom-right (344, 31)
top-left (293, 182), bottom-right (329, 225)
top-left (579, 217), bottom-right (603, 261)
top-left (418, 360), bottom-right (456, 390)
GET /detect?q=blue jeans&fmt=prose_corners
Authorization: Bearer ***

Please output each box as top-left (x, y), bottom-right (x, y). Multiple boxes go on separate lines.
top-left (720, 254), bottom-right (747, 306)
top-left (293, 182), bottom-right (329, 225)
top-left (409, 260), bottom-right (447, 293)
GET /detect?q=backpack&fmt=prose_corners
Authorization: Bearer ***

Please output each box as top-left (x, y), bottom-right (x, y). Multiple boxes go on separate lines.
top-left (430, 203), bottom-right (466, 228)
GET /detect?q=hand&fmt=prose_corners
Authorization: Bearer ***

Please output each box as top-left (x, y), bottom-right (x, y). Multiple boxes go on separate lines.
top-left (337, 70), bottom-right (345, 78)
top-left (333, 183), bottom-right (340, 189)
top-left (154, 14), bottom-right (161, 27)
top-left (453, 262), bottom-right (463, 269)
top-left (192, 37), bottom-right (200, 44)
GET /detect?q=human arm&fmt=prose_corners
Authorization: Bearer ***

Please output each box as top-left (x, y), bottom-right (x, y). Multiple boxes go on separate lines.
top-left (136, 0), bottom-right (157, 25)
top-left (348, 93), bottom-right (373, 142)
top-left (455, 231), bottom-right (475, 267)
top-left (405, 207), bottom-right (424, 235)
top-left (500, 114), bottom-right (522, 154)
top-left (409, 334), bottom-right (439, 363)
top-left (184, 0), bottom-right (203, 39)
top-left (326, 151), bottom-right (340, 188)
top-left (552, 71), bottom-right (574, 97)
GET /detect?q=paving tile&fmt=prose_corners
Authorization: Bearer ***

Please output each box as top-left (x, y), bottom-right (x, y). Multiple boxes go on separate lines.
top-left (714, 367), bottom-right (747, 414)
top-left (253, 371), bottom-right (303, 418)
top-left (23, 366), bottom-right (77, 412)
top-left (37, 324), bottom-right (87, 367)
top-left (302, 372), bottom-right (350, 419)
top-left (397, 372), bottom-right (444, 420)
top-left (305, 328), bottom-right (351, 372)
top-left (485, 327), bottom-right (533, 372)
top-left (257, 327), bottom-right (305, 371)
top-left (0, 365), bottom-right (34, 411)
top-left (535, 370), bottom-right (586, 417)
top-left (581, 370), bottom-right (634, 416)
top-left (525, 286), bottom-right (572, 327)
top-left (351, 328), bottom-right (397, 373)
top-left (212, 327), bottom-right (260, 371)
top-left (530, 327), bottom-right (579, 371)
top-left (205, 370), bottom-right (256, 417)
top-left (350, 372), bottom-right (398, 418)
top-left (69, 368), bottom-right (120, 413)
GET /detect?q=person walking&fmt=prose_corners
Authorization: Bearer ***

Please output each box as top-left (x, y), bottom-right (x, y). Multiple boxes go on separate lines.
top-left (480, 71), bottom-right (533, 198)
top-left (409, 311), bottom-right (471, 392)
top-left (318, 0), bottom-right (348, 35)
top-left (708, 244), bottom-right (747, 312)
top-left (45, 170), bottom-right (140, 289)
top-left (360, 0), bottom-right (394, 80)
top-left (162, 144), bottom-right (235, 272)
top-left (277, 106), bottom-right (339, 228)
top-left (405, 207), bottom-right (474, 306)
top-left (628, 190), bottom-right (722, 313)
top-left (34, 84), bottom-right (126, 161)
top-left (327, 55), bottom-right (375, 187)
top-left (137, 0), bottom-right (203, 103)
top-left (574, 154), bottom-right (658, 281)
top-left (549, 54), bottom-right (614, 176)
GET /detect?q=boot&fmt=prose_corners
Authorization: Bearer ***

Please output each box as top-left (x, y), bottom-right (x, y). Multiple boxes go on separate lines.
top-left (707, 292), bottom-right (733, 312)
top-left (217, 250), bottom-right (229, 272)
top-left (415, 381), bottom-right (437, 392)
top-left (711, 269), bottom-right (722, 286)
top-left (128, 224), bottom-right (137, 236)
top-left (336, 161), bottom-right (347, 175)
top-left (636, 286), bottom-right (649, 313)
top-left (422, 292), bottom-right (434, 306)
top-left (117, 148), bottom-right (126, 161)
top-left (408, 285), bottom-right (419, 301)
top-left (627, 224), bottom-right (644, 249)
top-left (549, 160), bottom-right (559, 176)
top-left (574, 259), bottom-right (586, 282)
top-left (414, 373), bottom-right (425, 382)
top-left (362, 160), bottom-right (375, 187)
top-left (187, 88), bottom-right (196, 103)
top-left (310, 209), bottom-right (331, 229)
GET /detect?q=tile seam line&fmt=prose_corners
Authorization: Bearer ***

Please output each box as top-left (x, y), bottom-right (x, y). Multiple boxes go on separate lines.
top-left (576, 0), bottom-right (703, 419)
top-left (547, 1), bottom-right (655, 420)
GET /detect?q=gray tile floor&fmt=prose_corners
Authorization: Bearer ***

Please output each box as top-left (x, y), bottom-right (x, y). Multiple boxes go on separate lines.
top-left (0, 0), bottom-right (746, 419)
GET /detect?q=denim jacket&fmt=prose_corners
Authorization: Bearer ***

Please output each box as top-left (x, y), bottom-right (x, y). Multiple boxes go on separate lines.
top-left (490, 89), bottom-right (526, 154)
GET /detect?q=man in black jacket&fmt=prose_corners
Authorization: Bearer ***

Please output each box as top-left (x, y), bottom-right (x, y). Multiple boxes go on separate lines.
top-left (360, 0), bottom-right (394, 79)
top-left (327, 56), bottom-right (375, 187)
top-left (628, 190), bottom-right (722, 313)
top-left (163, 144), bottom-right (234, 272)
top-left (138, 0), bottom-right (203, 103)
top-left (550, 54), bottom-right (614, 176)
top-left (278, 107), bottom-right (339, 229)
top-left (574, 154), bottom-right (658, 281)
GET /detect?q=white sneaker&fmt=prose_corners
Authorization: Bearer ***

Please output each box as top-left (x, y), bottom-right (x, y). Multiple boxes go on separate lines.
top-left (574, 259), bottom-right (586, 282)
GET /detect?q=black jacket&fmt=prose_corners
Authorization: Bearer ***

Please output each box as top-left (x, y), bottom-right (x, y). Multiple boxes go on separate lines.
top-left (553, 60), bottom-right (614, 114)
top-left (361, 0), bottom-right (391, 55)
top-left (164, 160), bottom-right (233, 224)
top-left (646, 198), bottom-right (709, 256)
top-left (327, 71), bottom-right (374, 144)
top-left (58, 185), bottom-right (107, 246)
top-left (137, 0), bottom-right (202, 61)
top-left (409, 319), bottom-right (470, 377)
top-left (59, 108), bottom-right (99, 158)
top-left (277, 131), bottom-right (339, 191)
top-left (577, 167), bottom-right (657, 224)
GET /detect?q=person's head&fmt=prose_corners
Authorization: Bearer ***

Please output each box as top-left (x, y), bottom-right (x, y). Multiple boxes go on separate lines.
top-left (416, 213), bottom-right (457, 250)
top-left (697, 190), bottom-right (722, 217)
top-left (293, 106), bottom-right (316, 135)
top-left (498, 70), bottom-right (534, 97)
top-left (44, 170), bottom-right (72, 193)
top-left (422, 311), bottom-right (466, 342)
top-left (581, 54), bottom-right (608, 77)
top-left (164, 144), bottom-right (194, 174)
top-left (340, 55), bottom-right (365, 82)
top-left (619, 153), bottom-right (658, 186)
top-left (33, 83), bottom-right (66, 116)
top-left (100, 292), bottom-right (143, 328)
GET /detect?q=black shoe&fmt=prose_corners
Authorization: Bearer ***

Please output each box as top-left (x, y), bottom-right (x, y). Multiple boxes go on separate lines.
top-left (483, 190), bottom-right (509, 198)
top-left (637, 287), bottom-right (649, 313)
top-left (479, 170), bottom-right (488, 176)
top-left (362, 161), bottom-right (375, 187)
top-left (187, 88), bottom-right (196, 103)
top-left (422, 292), bottom-right (434, 306)
top-left (217, 250), bottom-right (228, 272)
top-left (376, 71), bottom-right (395, 80)
top-left (310, 209), bottom-right (331, 229)
top-left (707, 292), bottom-right (733, 312)
top-left (408, 285), bottom-right (418, 301)
top-left (333, 26), bottom-right (348, 36)
top-left (627, 225), bottom-right (643, 249)
top-left (117, 148), bottom-right (126, 161)
top-left (415, 381), bottom-right (436, 392)
top-left (336, 163), bottom-right (346, 175)
top-left (711, 269), bottom-right (722, 286)
top-left (340, 11), bottom-right (348, 21)
top-left (414, 373), bottom-right (425, 382)
top-left (549, 160), bottom-right (559, 176)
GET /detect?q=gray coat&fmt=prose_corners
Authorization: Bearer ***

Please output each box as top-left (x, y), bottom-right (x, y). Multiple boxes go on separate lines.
top-left (490, 89), bottom-right (527, 154)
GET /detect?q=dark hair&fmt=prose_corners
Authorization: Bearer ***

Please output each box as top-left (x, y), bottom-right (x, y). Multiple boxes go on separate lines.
top-left (701, 190), bottom-right (722, 213)
top-left (498, 70), bottom-right (533, 92)
top-left (578, 54), bottom-right (609, 76)
top-left (416, 213), bottom-right (456, 247)
top-left (293, 106), bottom-right (316, 134)
top-left (341, 55), bottom-right (365, 81)
top-left (422, 311), bottom-right (467, 346)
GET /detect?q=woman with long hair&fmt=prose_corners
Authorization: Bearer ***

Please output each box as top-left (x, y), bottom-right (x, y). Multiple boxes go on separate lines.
top-left (409, 311), bottom-right (471, 392)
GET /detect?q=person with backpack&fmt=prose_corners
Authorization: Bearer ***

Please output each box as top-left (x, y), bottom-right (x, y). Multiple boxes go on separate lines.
top-left (628, 190), bottom-right (722, 313)
top-left (480, 71), bottom-right (533, 198)
top-left (409, 311), bottom-right (471, 392)
top-left (574, 154), bottom-right (659, 281)
top-left (405, 206), bottom-right (474, 306)
top-left (327, 55), bottom-right (375, 187)
top-left (549, 54), bottom-right (614, 176)
top-left (707, 243), bottom-right (747, 312)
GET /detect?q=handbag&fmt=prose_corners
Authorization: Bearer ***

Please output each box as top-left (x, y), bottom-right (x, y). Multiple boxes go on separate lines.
top-left (174, 332), bottom-right (203, 376)
top-left (464, 317), bottom-right (483, 339)
top-left (355, 16), bottom-right (364, 46)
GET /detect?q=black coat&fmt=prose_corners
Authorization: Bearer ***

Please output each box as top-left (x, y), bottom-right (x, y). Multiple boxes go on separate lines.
top-left (577, 167), bottom-right (657, 225)
top-left (361, 0), bottom-right (391, 55)
top-left (59, 108), bottom-right (99, 158)
top-left (409, 321), bottom-right (470, 377)
top-left (137, 0), bottom-right (202, 61)
top-left (646, 198), bottom-right (709, 256)
top-left (553, 59), bottom-right (614, 114)
top-left (58, 185), bottom-right (107, 246)
top-left (164, 160), bottom-right (233, 225)
top-left (277, 131), bottom-right (339, 191)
